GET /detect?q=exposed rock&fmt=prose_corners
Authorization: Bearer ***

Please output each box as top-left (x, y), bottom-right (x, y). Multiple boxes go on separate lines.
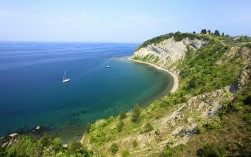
top-left (131, 37), bottom-right (206, 72)
top-left (9, 133), bottom-right (18, 138)
top-left (63, 144), bottom-right (68, 148)
top-left (230, 47), bottom-right (251, 92)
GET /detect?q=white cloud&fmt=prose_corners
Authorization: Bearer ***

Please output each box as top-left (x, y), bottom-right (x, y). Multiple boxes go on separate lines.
top-left (121, 15), bottom-right (172, 23)
top-left (162, 17), bottom-right (172, 22)
top-left (122, 15), bottom-right (159, 22)
top-left (0, 10), bottom-right (17, 16)
top-left (80, 14), bottom-right (100, 22)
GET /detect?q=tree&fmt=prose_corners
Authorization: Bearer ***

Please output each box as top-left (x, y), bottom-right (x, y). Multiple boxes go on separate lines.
top-left (193, 31), bottom-right (196, 34)
top-left (119, 111), bottom-right (127, 120)
top-left (201, 29), bottom-right (207, 34)
top-left (52, 137), bottom-right (62, 152)
top-left (131, 104), bottom-right (141, 122)
top-left (214, 30), bottom-right (220, 36)
top-left (110, 143), bottom-right (118, 155)
top-left (198, 143), bottom-right (226, 157)
top-left (222, 32), bottom-right (224, 36)
top-left (143, 122), bottom-right (154, 133)
top-left (207, 30), bottom-right (211, 34)
top-left (117, 121), bottom-right (124, 132)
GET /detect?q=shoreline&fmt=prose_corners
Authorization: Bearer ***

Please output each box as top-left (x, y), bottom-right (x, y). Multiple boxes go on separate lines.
top-left (81, 57), bottom-right (179, 144)
top-left (128, 58), bottom-right (179, 93)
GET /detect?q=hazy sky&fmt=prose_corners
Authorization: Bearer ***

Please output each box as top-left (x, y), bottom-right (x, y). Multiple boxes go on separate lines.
top-left (0, 0), bottom-right (251, 42)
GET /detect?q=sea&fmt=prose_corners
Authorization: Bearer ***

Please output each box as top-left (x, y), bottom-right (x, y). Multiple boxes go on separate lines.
top-left (0, 42), bottom-right (173, 142)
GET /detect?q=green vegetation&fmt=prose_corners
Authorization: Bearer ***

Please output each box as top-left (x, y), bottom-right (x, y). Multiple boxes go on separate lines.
top-left (214, 30), bottom-right (220, 36)
top-left (132, 139), bottom-right (138, 148)
top-left (119, 111), bottom-right (127, 120)
top-left (131, 104), bottom-right (142, 122)
top-left (135, 31), bottom-right (207, 51)
top-left (160, 144), bottom-right (185, 157)
top-left (142, 122), bottom-right (154, 133)
top-left (196, 118), bottom-right (221, 133)
top-left (121, 149), bottom-right (130, 157)
top-left (117, 121), bottom-right (124, 132)
top-left (201, 29), bottom-right (207, 34)
top-left (0, 134), bottom-right (93, 157)
top-left (160, 80), bottom-right (251, 156)
top-left (198, 143), bottom-right (226, 157)
top-left (110, 143), bottom-right (119, 155)
top-left (178, 40), bottom-right (242, 96)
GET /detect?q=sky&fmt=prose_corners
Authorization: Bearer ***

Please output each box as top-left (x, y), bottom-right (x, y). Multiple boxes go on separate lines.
top-left (0, 0), bottom-right (251, 42)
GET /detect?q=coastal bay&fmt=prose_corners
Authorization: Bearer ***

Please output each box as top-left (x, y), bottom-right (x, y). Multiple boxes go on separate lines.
top-left (0, 42), bottom-right (173, 142)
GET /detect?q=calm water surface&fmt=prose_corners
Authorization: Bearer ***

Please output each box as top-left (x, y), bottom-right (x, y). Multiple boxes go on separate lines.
top-left (0, 42), bottom-right (172, 141)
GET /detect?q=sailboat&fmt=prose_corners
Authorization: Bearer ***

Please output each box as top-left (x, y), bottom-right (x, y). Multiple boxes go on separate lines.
top-left (62, 71), bottom-right (70, 83)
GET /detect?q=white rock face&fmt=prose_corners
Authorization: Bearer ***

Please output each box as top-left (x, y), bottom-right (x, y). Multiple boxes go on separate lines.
top-left (9, 133), bottom-right (18, 138)
top-left (132, 37), bottom-right (206, 65)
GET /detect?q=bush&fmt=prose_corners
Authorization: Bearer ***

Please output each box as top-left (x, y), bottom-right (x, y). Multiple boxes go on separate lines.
top-left (110, 143), bottom-right (119, 155)
top-left (121, 149), bottom-right (130, 157)
top-left (243, 95), bottom-right (251, 105)
top-left (117, 121), bottom-right (124, 132)
top-left (131, 104), bottom-right (141, 123)
top-left (244, 113), bottom-right (251, 122)
top-left (198, 143), bottom-right (226, 157)
top-left (89, 131), bottom-right (106, 146)
top-left (119, 112), bottom-right (127, 120)
top-left (229, 102), bottom-right (243, 111)
top-left (160, 144), bottom-right (184, 157)
top-left (205, 119), bottom-right (221, 130)
top-left (142, 122), bottom-right (154, 133)
top-left (196, 125), bottom-right (206, 134)
top-left (133, 139), bottom-right (138, 148)
top-left (52, 137), bottom-right (62, 152)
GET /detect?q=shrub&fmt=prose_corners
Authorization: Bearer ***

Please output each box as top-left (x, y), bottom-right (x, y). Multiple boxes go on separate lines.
top-left (198, 143), bottom-right (226, 157)
top-left (110, 143), bottom-right (118, 155)
top-left (119, 112), bottom-right (127, 120)
top-left (89, 131), bottom-right (106, 146)
top-left (131, 104), bottom-right (141, 123)
top-left (205, 119), bottom-right (221, 130)
top-left (229, 102), bottom-right (243, 111)
top-left (133, 139), bottom-right (138, 148)
top-left (143, 122), bottom-right (154, 133)
top-left (160, 144), bottom-right (184, 157)
top-left (52, 137), bottom-right (62, 152)
top-left (121, 149), bottom-right (130, 157)
top-left (243, 95), bottom-right (251, 105)
top-left (117, 121), bottom-right (124, 132)
top-left (196, 125), bottom-right (206, 134)
top-left (244, 113), bottom-right (251, 122)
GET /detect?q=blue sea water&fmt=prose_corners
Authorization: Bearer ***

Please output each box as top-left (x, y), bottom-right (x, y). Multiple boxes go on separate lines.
top-left (0, 42), bottom-right (172, 141)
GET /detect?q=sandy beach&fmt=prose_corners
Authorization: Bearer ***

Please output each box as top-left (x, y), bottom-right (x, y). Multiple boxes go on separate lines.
top-left (129, 58), bottom-right (179, 93)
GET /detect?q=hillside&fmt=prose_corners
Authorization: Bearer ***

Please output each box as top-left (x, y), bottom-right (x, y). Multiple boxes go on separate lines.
top-left (81, 32), bottom-right (251, 156)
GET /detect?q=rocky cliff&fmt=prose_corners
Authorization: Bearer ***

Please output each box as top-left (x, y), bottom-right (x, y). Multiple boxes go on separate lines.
top-left (131, 37), bottom-right (206, 74)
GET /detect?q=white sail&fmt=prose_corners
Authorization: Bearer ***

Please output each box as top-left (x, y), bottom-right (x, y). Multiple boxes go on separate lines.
top-left (62, 71), bottom-right (70, 83)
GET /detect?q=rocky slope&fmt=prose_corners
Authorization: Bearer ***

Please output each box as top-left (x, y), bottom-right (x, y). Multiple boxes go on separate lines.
top-left (131, 37), bottom-right (206, 74)
top-left (82, 87), bottom-right (232, 156)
